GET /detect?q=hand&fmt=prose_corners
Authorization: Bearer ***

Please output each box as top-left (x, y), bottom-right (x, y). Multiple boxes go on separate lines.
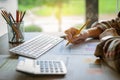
top-left (65, 27), bottom-right (89, 44)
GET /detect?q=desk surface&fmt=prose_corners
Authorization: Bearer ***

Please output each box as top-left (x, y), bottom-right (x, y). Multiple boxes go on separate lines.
top-left (0, 32), bottom-right (120, 80)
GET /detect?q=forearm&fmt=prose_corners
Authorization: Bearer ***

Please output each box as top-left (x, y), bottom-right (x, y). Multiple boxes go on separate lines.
top-left (87, 27), bottom-right (103, 38)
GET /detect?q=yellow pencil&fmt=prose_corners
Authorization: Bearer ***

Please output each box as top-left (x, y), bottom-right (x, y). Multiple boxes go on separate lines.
top-left (65, 19), bottom-right (90, 46)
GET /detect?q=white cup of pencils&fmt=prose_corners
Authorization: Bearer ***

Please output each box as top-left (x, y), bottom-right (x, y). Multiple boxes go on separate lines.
top-left (1, 10), bottom-right (26, 43)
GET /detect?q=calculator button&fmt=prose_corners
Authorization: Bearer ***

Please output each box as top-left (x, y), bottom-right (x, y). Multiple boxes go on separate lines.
top-left (35, 60), bottom-right (67, 74)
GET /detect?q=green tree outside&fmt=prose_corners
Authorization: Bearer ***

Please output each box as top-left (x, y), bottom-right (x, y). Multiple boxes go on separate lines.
top-left (18, 0), bottom-right (117, 16)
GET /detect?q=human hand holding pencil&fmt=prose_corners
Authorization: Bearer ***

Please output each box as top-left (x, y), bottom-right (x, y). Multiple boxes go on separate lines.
top-left (65, 20), bottom-right (90, 46)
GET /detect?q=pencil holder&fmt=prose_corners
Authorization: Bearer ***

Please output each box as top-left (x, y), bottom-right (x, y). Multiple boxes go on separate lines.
top-left (7, 22), bottom-right (24, 43)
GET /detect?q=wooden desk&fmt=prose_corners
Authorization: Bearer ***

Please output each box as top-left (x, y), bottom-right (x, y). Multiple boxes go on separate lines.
top-left (0, 32), bottom-right (120, 80)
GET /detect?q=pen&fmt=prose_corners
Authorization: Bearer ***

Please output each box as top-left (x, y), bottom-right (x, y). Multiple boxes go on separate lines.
top-left (66, 19), bottom-right (90, 46)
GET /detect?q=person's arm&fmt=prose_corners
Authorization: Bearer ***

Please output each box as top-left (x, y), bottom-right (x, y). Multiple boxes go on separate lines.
top-left (64, 22), bottom-right (105, 44)
top-left (64, 26), bottom-right (103, 44)
top-left (87, 27), bottom-right (103, 38)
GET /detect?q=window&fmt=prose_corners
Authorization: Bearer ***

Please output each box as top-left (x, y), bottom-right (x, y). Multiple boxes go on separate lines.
top-left (18, 0), bottom-right (85, 32)
top-left (18, 0), bottom-right (120, 32)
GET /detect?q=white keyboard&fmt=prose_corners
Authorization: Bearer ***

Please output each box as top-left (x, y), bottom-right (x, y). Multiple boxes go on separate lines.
top-left (16, 57), bottom-right (67, 75)
top-left (9, 33), bottom-right (63, 58)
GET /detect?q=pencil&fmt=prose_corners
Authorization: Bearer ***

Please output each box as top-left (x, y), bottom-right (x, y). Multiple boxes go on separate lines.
top-left (9, 13), bottom-right (15, 23)
top-left (20, 11), bottom-right (26, 22)
top-left (65, 19), bottom-right (90, 46)
top-left (15, 10), bottom-right (19, 22)
top-left (76, 19), bottom-right (90, 35)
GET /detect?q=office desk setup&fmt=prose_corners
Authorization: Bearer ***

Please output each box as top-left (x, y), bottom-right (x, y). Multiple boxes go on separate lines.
top-left (0, 32), bottom-right (120, 80)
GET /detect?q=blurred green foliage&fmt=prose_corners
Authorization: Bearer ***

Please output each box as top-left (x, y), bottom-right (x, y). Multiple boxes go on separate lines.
top-left (24, 25), bottom-right (42, 32)
top-left (18, 0), bottom-right (69, 7)
top-left (18, 0), bottom-right (117, 16)
top-left (18, 0), bottom-right (69, 11)
top-left (99, 0), bottom-right (116, 13)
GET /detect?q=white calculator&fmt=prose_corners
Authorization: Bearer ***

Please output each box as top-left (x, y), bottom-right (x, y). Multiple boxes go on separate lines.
top-left (16, 57), bottom-right (67, 75)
